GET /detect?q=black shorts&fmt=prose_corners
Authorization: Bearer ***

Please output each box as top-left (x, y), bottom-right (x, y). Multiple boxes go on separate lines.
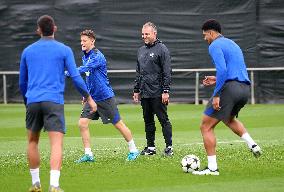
top-left (204, 81), bottom-right (250, 121)
top-left (80, 97), bottom-right (121, 124)
top-left (26, 102), bottom-right (65, 133)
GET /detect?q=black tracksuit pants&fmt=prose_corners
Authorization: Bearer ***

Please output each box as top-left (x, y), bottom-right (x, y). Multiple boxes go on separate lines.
top-left (141, 97), bottom-right (172, 147)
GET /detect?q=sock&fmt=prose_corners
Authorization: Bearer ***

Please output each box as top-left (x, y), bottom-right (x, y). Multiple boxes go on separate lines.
top-left (148, 147), bottom-right (155, 151)
top-left (128, 139), bottom-right (138, 153)
top-left (30, 168), bottom-right (40, 185)
top-left (207, 155), bottom-right (218, 171)
top-left (85, 148), bottom-right (93, 156)
top-left (241, 132), bottom-right (256, 148)
top-left (50, 170), bottom-right (60, 187)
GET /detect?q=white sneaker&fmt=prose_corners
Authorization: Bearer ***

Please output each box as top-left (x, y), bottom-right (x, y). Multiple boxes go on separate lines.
top-left (251, 144), bottom-right (261, 158)
top-left (192, 167), bottom-right (219, 176)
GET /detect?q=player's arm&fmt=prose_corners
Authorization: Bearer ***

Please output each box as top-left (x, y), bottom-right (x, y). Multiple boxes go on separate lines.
top-left (209, 45), bottom-right (226, 111)
top-left (64, 47), bottom-right (97, 112)
top-left (64, 47), bottom-right (89, 96)
top-left (71, 76), bottom-right (97, 112)
top-left (77, 54), bottom-right (102, 74)
top-left (133, 52), bottom-right (141, 102)
top-left (209, 45), bottom-right (227, 97)
top-left (160, 45), bottom-right (171, 94)
top-left (19, 51), bottom-right (28, 105)
top-left (160, 45), bottom-right (171, 104)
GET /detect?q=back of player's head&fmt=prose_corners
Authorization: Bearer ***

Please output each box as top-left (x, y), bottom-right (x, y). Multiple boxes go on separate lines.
top-left (202, 19), bottom-right (221, 33)
top-left (143, 22), bottom-right (157, 33)
top-left (37, 15), bottom-right (55, 36)
top-left (80, 29), bottom-right (96, 40)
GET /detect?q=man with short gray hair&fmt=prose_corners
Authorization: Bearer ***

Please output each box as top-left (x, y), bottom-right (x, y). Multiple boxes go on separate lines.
top-left (133, 22), bottom-right (173, 156)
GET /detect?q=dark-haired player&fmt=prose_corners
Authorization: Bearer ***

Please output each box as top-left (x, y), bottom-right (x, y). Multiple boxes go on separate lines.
top-left (192, 19), bottom-right (261, 176)
top-left (19, 15), bottom-right (97, 192)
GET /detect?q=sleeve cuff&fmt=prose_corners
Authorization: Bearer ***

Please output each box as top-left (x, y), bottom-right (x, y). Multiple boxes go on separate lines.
top-left (214, 92), bottom-right (220, 97)
top-left (163, 90), bottom-right (170, 93)
top-left (133, 89), bottom-right (140, 93)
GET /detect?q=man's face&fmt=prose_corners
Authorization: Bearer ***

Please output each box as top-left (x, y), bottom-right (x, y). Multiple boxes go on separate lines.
top-left (202, 30), bottom-right (214, 44)
top-left (81, 35), bottom-right (94, 52)
top-left (142, 26), bottom-right (157, 45)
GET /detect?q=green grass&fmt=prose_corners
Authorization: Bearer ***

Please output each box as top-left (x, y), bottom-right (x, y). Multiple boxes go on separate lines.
top-left (0, 104), bottom-right (284, 192)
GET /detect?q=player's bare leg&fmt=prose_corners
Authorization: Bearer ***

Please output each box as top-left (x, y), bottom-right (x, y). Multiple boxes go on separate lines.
top-left (48, 131), bottom-right (63, 170)
top-left (223, 117), bottom-right (247, 137)
top-left (78, 118), bottom-right (92, 148)
top-left (27, 130), bottom-right (42, 191)
top-left (224, 117), bottom-right (261, 157)
top-left (192, 115), bottom-right (220, 175)
top-left (114, 120), bottom-right (139, 161)
top-left (114, 120), bottom-right (132, 142)
top-left (200, 115), bottom-right (220, 156)
top-left (27, 130), bottom-right (41, 169)
top-left (48, 131), bottom-right (63, 188)
top-left (76, 118), bottom-right (94, 163)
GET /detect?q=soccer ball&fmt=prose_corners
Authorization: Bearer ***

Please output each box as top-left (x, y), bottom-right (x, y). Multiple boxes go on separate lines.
top-left (181, 154), bottom-right (200, 173)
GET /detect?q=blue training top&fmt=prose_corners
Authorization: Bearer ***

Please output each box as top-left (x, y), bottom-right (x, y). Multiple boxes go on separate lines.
top-left (77, 49), bottom-right (114, 101)
top-left (19, 37), bottom-right (89, 105)
top-left (209, 36), bottom-right (250, 97)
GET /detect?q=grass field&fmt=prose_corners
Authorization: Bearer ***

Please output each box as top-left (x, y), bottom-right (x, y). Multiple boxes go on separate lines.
top-left (0, 104), bottom-right (284, 192)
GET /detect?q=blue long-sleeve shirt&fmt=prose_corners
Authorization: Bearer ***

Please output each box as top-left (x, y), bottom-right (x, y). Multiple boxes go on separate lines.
top-left (19, 37), bottom-right (89, 105)
top-left (77, 49), bottom-right (114, 101)
top-left (209, 36), bottom-right (250, 96)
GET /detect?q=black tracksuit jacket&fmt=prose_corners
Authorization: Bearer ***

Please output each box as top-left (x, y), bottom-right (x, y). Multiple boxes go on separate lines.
top-left (134, 39), bottom-right (172, 98)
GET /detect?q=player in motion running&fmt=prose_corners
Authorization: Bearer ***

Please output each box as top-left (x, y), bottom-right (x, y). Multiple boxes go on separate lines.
top-left (192, 19), bottom-right (261, 176)
top-left (66, 29), bottom-right (139, 162)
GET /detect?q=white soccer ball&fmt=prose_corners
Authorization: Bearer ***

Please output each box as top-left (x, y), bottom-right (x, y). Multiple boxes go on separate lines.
top-left (181, 154), bottom-right (200, 173)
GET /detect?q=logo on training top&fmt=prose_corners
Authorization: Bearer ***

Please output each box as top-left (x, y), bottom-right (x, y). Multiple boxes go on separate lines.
top-left (85, 71), bottom-right (90, 76)
top-left (150, 53), bottom-right (154, 57)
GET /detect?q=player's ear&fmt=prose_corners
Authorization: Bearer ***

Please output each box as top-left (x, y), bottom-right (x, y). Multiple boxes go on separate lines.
top-left (209, 30), bottom-right (216, 38)
top-left (53, 25), bottom-right (58, 33)
top-left (36, 27), bottom-right (41, 36)
top-left (208, 30), bottom-right (213, 36)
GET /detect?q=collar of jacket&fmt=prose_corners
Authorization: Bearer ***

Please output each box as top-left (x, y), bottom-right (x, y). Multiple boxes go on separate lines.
top-left (145, 39), bottom-right (162, 48)
top-left (83, 49), bottom-right (94, 57)
top-left (83, 48), bottom-right (99, 57)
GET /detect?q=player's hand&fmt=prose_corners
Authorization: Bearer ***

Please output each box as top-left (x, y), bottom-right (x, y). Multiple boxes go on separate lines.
top-left (81, 97), bottom-right (86, 105)
top-left (86, 96), bottom-right (97, 113)
top-left (212, 96), bottom-right (221, 111)
top-left (162, 93), bottom-right (169, 105)
top-left (203, 76), bottom-right (216, 86)
top-left (133, 93), bottom-right (140, 103)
